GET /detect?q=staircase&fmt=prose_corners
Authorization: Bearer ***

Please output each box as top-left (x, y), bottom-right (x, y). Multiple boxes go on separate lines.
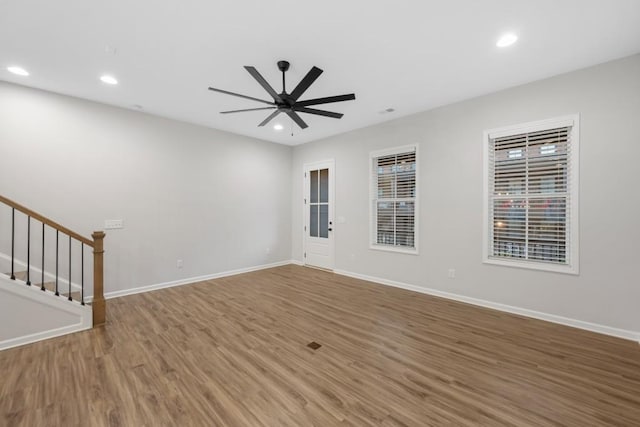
top-left (9, 270), bottom-right (83, 300)
top-left (0, 194), bottom-right (106, 350)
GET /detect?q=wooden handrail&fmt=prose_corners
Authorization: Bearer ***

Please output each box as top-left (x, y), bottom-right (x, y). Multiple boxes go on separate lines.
top-left (1, 193), bottom-right (107, 326)
top-left (0, 194), bottom-right (94, 247)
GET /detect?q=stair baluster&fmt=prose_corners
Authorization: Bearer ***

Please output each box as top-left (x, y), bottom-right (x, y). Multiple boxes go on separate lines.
top-left (26, 216), bottom-right (31, 286)
top-left (1, 194), bottom-right (105, 327)
top-left (55, 230), bottom-right (59, 296)
top-left (81, 243), bottom-right (85, 305)
top-left (41, 223), bottom-right (45, 291)
top-left (68, 235), bottom-right (72, 301)
top-left (11, 208), bottom-right (15, 280)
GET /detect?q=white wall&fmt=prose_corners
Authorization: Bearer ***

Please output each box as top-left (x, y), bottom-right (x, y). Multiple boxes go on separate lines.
top-left (0, 82), bottom-right (292, 295)
top-left (292, 54), bottom-right (640, 334)
top-left (0, 274), bottom-right (92, 350)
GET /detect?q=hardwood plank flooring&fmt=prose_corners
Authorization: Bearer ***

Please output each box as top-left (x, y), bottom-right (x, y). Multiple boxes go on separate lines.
top-left (1, 265), bottom-right (639, 426)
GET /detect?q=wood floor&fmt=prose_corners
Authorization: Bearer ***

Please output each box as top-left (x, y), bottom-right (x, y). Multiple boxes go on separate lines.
top-left (1, 265), bottom-right (639, 426)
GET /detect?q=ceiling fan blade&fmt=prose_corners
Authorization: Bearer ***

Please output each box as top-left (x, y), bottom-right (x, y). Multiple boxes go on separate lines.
top-left (208, 87), bottom-right (275, 106)
top-left (244, 66), bottom-right (282, 103)
top-left (221, 107), bottom-right (276, 114)
top-left (296, 93), bottom-right (356, 107)
top-left (294, 106), bottom-right (343, 119)
top-left (290, 66), bottom-right (323, 101)
top-left (286, 110), bottom-right (308, 129)
top-left (258, 110), bottom-right (282, 127)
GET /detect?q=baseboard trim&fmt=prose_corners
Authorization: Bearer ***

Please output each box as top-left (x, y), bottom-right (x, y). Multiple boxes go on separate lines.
top-left (86, 259), bottom-right (294, 302)
top-left (334, 269), bottom-right (640, 343)
top-left (75, 260), bottom-right (639, 344)
top-left (0, 322), bottom-right (92, 351)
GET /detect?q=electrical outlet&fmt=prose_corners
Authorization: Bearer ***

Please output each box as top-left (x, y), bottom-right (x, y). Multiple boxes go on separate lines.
top-left (448, 268), bottom-right (456, 279)
top-left (266, 247), bottom-right (271, 254)
top-left (177, 259), bottom-right (183, 269)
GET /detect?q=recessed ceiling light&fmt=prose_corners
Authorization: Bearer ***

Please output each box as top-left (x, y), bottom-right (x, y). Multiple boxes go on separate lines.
top-left (496, 33), bottom-right (518, 48)
top-left (7, 66), bottom-right (29, 76)
top-left (100, 75), bottom-right (118, 85)
top-left (273, 123), bottom-right (284, 131)
top-left (104, 45), bottom-right (118, 55)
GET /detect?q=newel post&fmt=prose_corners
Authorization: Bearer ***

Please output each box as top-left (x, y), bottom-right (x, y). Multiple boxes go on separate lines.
top-left (92, 231), bottom-right (106, 326)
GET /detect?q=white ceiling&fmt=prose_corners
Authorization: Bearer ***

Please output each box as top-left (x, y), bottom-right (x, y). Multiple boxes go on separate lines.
top-left (1, 0), bottom-right (639, 146)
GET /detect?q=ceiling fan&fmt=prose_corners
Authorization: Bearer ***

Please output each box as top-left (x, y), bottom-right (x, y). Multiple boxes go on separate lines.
top-left (208, 60), bottom-right (355, 129)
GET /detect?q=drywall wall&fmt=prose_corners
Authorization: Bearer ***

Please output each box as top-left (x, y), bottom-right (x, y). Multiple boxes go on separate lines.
top-left (292, 54), bottom-right (640, 334)
top-left (0, 274), bottom-right (92, 350)
top-left (0, 82), bottom-right (292, 295)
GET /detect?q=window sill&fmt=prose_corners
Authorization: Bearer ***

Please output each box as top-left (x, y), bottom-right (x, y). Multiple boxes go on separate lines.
top-left (483, 257), bottom-right (579, 275)
top-left (369, 244), bottom-right (419, 256)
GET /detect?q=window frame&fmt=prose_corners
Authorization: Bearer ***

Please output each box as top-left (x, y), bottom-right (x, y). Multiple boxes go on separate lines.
top-left (482, 115), bottom-right (580, 274)
top-left (369, 144), bottom-right (419, 255)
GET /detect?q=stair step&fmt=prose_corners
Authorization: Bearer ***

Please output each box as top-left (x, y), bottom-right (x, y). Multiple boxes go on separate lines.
top-left (4, 271), bottom-right (89, 305)
top-left (41, 282), bottom-right (86, 304)
top-left (10, 270), bottom-right (28, 281)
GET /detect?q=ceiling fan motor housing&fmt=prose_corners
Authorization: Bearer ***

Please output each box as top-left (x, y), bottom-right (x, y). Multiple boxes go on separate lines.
top-left (277, 61), bottom-right (290, 72)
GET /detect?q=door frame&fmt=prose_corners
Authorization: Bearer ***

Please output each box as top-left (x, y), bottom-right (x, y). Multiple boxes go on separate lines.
top-left (302, 159), bottom-right (335, 270)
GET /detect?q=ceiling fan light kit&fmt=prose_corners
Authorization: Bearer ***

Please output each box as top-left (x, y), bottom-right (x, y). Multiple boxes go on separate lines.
top-left (208, 60), bottom-right (356, 130)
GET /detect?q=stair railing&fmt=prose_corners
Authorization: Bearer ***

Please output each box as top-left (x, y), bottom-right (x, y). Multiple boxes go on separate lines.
top-left (0, 194), bottom-right (106, 326)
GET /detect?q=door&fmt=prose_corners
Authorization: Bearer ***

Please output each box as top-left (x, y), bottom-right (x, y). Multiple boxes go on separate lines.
top-left (303, 160), bottom-right (335, 270)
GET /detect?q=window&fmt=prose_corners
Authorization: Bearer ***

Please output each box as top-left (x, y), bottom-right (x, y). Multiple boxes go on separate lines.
top-left (483, 115), bottom-right (579, 274)
top-left (370, 145), bottom-right (418, 253)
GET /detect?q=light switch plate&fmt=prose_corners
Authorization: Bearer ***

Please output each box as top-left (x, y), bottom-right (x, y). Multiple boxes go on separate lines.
top-left (104, 219), bottom-right (124, 230)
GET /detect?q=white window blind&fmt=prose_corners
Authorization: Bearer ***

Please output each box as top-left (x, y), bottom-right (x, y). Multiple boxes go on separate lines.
top-left (486, 117), bottom-right (579, 273)
top-left (371, 146), bottom-right (417, 252)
